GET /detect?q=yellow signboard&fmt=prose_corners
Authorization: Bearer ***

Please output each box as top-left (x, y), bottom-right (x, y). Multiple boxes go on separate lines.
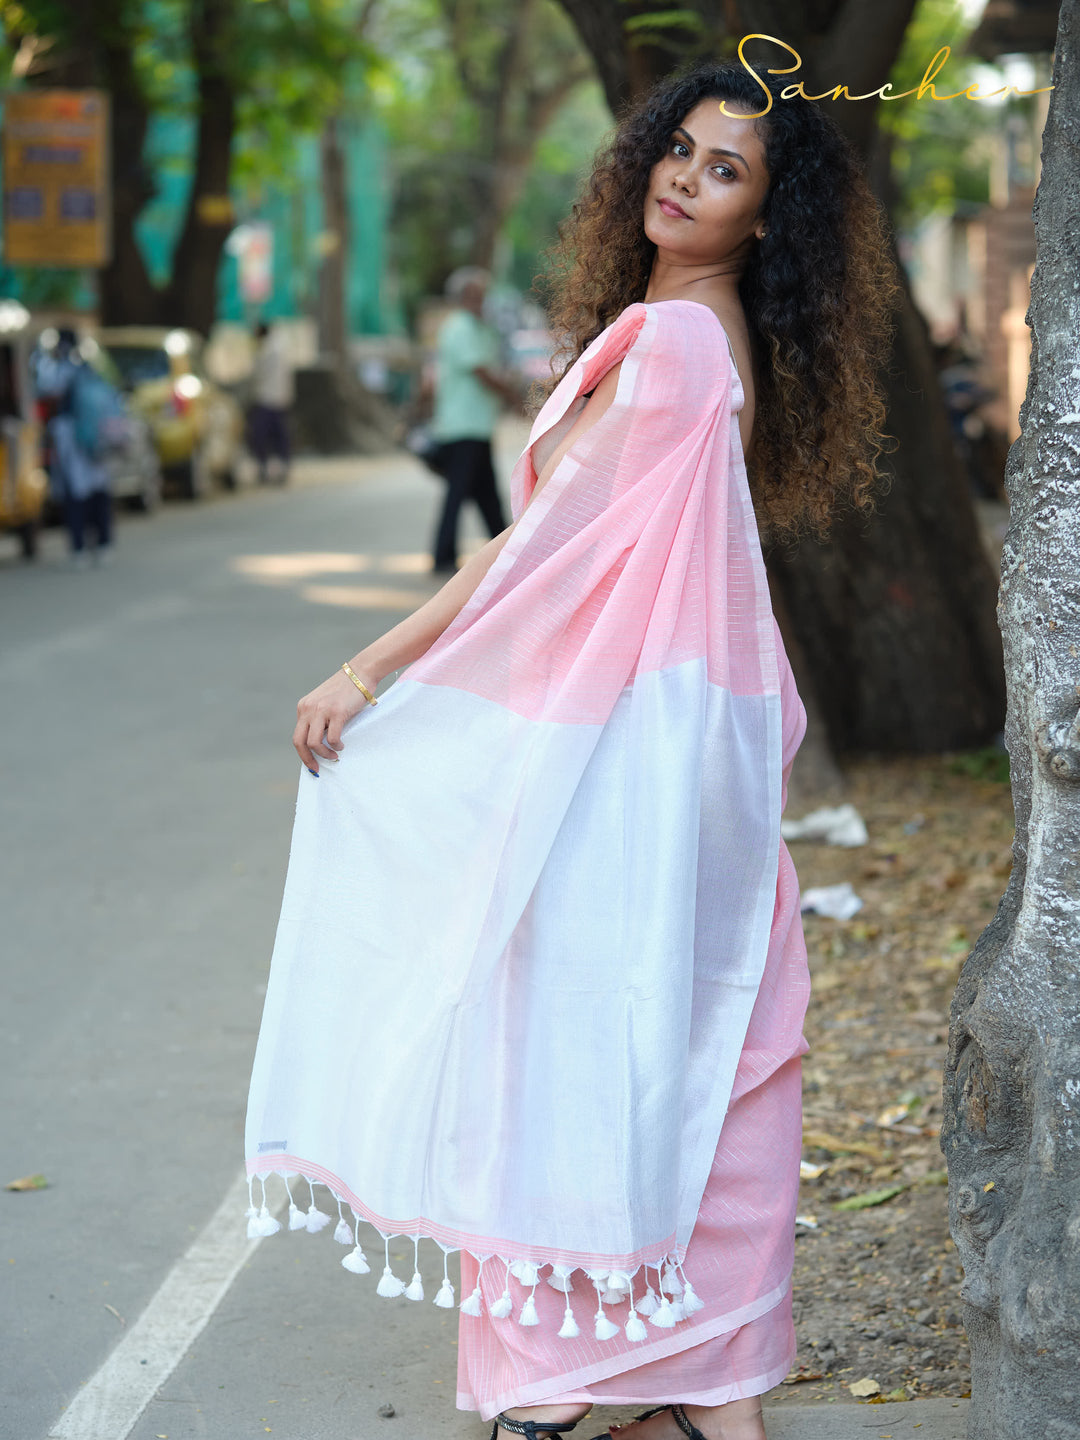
top-left (2, 89), bottom-right (111, 267)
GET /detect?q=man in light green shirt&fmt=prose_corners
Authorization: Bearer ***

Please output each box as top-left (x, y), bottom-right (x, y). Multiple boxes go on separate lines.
top-left (429, 268), bottom-right (520, 572)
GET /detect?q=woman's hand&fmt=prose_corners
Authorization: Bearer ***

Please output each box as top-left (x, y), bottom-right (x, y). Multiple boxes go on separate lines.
top-left (293, 668), bottom-right (375, 774)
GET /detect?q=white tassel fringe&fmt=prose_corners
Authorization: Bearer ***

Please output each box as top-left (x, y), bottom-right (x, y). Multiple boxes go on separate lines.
top-left (244, 1180), bottom-right (706, 1333)
top-left (342, 1245), bottom-right (371, 1274)
top-left (661, 1263), bottom-right (683, 1295)
top-left (256, 1205), bottom-right (280, 1236)
top-left (681, 1279), bottom-right (704, 1315)
top-left (636, 1286), bottom-right (660, 1316)
top-left (377, 1265), bottom-right (406, 1298)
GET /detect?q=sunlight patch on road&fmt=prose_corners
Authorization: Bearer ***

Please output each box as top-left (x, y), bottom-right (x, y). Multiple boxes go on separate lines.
top-left (301, 583), bottom-right (435, 611)
top-left (380, 551), bottom-right (442, 574)
top-left (232, 550), bottom-right (487, 611)
top-left (232, 551), bottom-right (373, 581)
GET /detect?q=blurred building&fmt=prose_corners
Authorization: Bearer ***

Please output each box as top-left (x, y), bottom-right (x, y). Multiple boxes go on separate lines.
top-left (0, 106), bottom-right (402, 342)
top-left (905, 1), bottom-right (1057, 443)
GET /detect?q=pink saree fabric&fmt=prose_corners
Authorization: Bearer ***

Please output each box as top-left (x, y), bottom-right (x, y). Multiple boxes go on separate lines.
top-left (457, 658), bottom-right (809, 1418)
top-left (244, 298), bottom-right (801, 1352)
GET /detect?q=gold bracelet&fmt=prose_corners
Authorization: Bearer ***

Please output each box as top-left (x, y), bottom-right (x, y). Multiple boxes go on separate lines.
top-left (341, 662), bottom-right (378, 706)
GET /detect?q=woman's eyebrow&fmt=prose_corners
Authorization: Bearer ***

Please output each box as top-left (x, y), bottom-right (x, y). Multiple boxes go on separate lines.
top-left (672, 126), bottom-right (749, 171)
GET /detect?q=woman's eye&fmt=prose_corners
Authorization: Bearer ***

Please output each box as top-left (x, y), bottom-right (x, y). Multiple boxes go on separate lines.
top-left (672, 141), bottom-right (689, 156)
top-left (715, 165), bottom-right (736, 180)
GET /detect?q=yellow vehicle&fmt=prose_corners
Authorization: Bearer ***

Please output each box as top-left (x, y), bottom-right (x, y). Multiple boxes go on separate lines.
top-left (94, 326), bottom-right (245, 499)
top-left (0, 303), bottom-right (49, 558)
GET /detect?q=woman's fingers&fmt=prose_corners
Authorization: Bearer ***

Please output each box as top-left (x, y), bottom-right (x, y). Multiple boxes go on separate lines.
top-left (307, 722), bottom-right (340, 761)
top-left (325, 708), bottom-right (352, 751)
top-left (293, 717), bottom-right (319, 774)
top-left (294, 706), bottom-right (360, 772)
top-left (294, 672), bottom-right (371, 772)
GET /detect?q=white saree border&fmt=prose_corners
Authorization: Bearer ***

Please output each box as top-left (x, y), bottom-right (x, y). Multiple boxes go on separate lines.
top-left (244, 301), bottom-right (783, 1338)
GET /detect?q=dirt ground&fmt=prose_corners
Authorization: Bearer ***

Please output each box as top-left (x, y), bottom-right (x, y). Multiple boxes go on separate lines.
top-left (772, 751), bottom-right (1014, 1408)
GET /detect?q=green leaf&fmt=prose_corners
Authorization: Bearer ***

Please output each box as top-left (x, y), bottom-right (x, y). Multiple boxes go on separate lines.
top-left (833, 1184), bottom-right (907, 1211)
top-left (623, 10), bottom-right (705, 34)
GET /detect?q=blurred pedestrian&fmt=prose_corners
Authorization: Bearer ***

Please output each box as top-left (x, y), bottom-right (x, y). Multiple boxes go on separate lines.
top-left (429, 267), bottom-right (517, 573)
top-left (34, 328), bottom-right (115, 567)
top-left (249, 321), bottom-right (294, 484)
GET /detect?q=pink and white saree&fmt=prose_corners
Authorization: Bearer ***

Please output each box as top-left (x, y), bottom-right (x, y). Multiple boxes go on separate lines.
top-left (244, 298), bottom-right (808, 1406)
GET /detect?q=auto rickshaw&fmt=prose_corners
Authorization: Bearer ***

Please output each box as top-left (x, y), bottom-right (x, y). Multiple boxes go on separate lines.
top-left (0, 302), bottom-right (49, 558)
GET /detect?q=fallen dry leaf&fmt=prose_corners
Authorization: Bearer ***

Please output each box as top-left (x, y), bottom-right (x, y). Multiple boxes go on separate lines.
top-left (5, 1174), bottom-right (48, 1191)
top-left (849, 1377), bottom-right (881, 1397)
top-left (799, 1160), bottom-right (829, 1180)
top-left (803, 1130), bottom-right (886, 1161)
top-left (876, 1104), bottom-right (911, 1128)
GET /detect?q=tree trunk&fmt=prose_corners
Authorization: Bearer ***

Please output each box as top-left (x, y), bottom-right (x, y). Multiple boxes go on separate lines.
top-left (553, 0), bottom-right (1006, 755)
top-left (471, 69), bottom-right (591, 271)
top-left (159, 0), bottom-right (237, 334)
top-left (555, 0), bottom-right (699, 114)
top-left (942, 5), bottom-right (1080, 1435)
top-left (317, 115), bottom-right (350, 372)
top-left (767, 264), bottom-right (1005, 752)
top-left (94, 8), bottom-right (160, 324)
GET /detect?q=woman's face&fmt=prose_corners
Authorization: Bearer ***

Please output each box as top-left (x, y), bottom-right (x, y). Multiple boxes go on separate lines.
top-left (644, 99), bottom-right (770, 267)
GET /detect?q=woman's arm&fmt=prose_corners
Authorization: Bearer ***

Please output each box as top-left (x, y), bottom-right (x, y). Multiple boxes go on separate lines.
top-left (293, 526), bottom-right (512, 772)
top-left (293, 361), bottom-right (623, 774)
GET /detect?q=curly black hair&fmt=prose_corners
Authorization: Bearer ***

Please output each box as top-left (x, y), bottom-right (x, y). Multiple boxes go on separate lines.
top-left (538, 59), bottom-right (901, 536)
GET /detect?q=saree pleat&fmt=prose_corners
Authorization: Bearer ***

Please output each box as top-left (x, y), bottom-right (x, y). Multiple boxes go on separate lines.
top-left (456, 659), bottom-right (809, 1418)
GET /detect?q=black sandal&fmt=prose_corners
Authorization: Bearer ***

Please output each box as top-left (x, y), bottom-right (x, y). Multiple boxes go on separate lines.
top-left (588, 1405), bottom-right (706, 1440)
top-left (493, 1414), bottom-right (584, 1439)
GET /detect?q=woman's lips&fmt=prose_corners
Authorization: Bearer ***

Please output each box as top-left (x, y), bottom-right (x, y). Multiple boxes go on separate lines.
top-left (658, 198), bottom-right (691, 219)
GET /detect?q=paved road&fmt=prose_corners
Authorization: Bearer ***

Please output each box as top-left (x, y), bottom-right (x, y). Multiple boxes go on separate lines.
top-left (0, 448), bottom-right (968, 1440)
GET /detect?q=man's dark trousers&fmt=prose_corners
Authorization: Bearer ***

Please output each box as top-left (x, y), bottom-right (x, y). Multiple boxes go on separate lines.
top-left (432, 438), bottom-right (508, 570)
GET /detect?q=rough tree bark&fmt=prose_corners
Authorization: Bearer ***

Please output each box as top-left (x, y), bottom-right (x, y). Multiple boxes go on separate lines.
top-left (553, 0), bottom-right (1006, 754)
top-left (942, 5), bottom-right (1080, 1435)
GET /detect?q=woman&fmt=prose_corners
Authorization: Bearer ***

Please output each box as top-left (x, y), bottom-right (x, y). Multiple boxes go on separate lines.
top-left (245, 58), bottom-right (897, 1440)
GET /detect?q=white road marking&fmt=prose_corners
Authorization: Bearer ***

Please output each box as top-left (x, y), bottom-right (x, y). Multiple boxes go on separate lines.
top-left (47, 1170), bottom-right (265, 1440)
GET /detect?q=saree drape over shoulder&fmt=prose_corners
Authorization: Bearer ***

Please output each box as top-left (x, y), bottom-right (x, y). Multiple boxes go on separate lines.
top-left (244, 298), bottom-right (809, 1402)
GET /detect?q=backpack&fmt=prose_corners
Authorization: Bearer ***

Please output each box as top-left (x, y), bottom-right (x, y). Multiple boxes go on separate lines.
top-left (71, 365), bottom-right (128, 459)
